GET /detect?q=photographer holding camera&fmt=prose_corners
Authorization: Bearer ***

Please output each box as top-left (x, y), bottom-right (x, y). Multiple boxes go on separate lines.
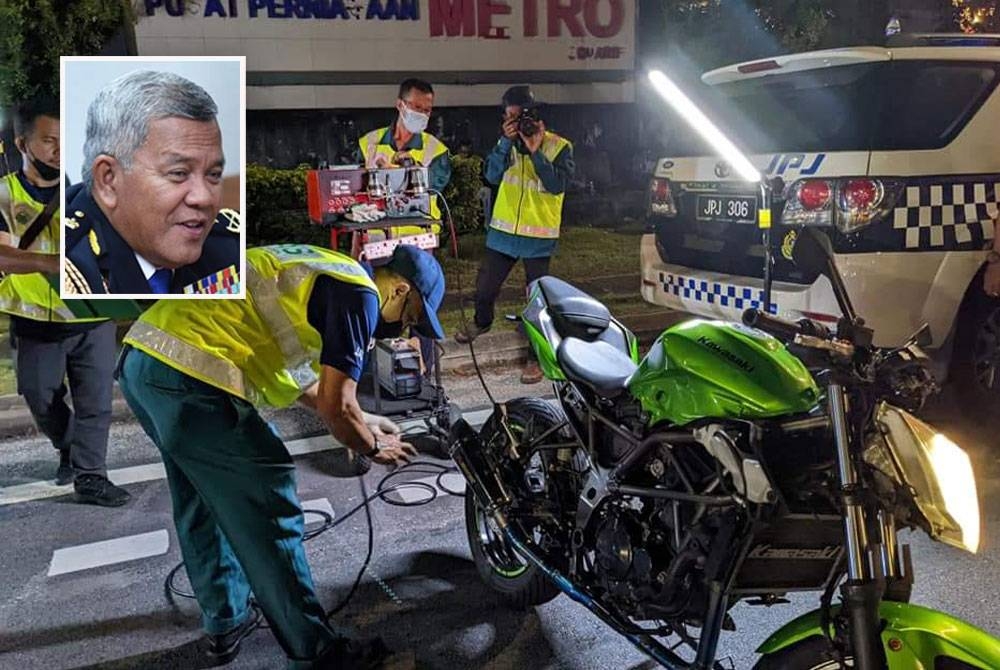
top-left (455, 86), bottom-right (575, 384)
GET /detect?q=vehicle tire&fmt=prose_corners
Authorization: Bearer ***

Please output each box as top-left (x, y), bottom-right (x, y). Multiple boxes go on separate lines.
top-left (753, 636), bottom-right (854, 669)
top-left (464, 398), bottom-right (565, 609)
top-left (949, 279), bottom-right (1000, 430)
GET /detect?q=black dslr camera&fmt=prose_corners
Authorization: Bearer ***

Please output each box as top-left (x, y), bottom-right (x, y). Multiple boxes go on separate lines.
top-left (516, 108), bottom-right (541, 137)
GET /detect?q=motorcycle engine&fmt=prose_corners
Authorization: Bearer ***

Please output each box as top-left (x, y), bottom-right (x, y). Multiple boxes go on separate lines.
top-left (593, 501), bottom-right (699, 619)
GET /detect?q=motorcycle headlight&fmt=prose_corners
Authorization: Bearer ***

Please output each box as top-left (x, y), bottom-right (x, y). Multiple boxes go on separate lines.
top-left (925, 432), bottom-right (981, 553)
top-left (867, 403), bottom-right (980, 554)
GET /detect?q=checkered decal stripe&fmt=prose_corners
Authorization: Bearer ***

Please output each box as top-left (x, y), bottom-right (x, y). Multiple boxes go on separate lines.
top-left (660, 273), bottom-right (777, 313)
top-left (893, 181), bottom-right (999, 250)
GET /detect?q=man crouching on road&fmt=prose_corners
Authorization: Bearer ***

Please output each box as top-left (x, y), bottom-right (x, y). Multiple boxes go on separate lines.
top-left (118, 243), bottom-right (445, 668)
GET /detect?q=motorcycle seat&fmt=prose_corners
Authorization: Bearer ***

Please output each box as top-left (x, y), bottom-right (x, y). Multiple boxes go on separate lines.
top-left (557, 337), bottom-right (637, 398)
top-left (537, 276), bottom-right (611, 341)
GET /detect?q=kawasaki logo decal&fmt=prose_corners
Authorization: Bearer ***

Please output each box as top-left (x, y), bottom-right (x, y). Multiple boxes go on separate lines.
top-left (697, 336), bottom-right (755, 373)
top-left (749, 544), bottom-right (842, 560)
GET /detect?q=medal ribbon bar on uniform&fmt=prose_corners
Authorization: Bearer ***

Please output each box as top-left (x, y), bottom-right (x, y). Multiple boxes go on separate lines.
top-left (183, 265), bottom-right (241, 295)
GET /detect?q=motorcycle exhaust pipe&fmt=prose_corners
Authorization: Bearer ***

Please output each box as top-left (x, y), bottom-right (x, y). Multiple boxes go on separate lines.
top-left (448, 418), bottom-right (512, 512)
top-left (450, 418), bottom-right (693, 669)
top-left (496, 520), bottom-right (690, 670)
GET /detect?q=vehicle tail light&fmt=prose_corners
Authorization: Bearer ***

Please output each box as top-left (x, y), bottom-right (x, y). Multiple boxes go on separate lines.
top-left (649, 177), bottom-right (677, 217)
top-left (841, 179), bottom-right (880, 209)
top-left (798, 180), bottom-right (833, 211)
top-left (738, 60), bottom-right (782, 74)
top-left (782, 177), bottom-right (904, 233)
top-left (783, 179), bottom-right (834, 227)
top-left (836, 179), bottom-right (889, 233)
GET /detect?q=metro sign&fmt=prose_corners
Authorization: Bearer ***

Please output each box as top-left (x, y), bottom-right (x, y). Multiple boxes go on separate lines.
top-left (429, 0), bottom-right (626, 39)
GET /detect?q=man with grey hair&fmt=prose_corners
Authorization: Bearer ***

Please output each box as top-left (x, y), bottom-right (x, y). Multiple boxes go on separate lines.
top-left (64, 70), bottom-right (240, 295)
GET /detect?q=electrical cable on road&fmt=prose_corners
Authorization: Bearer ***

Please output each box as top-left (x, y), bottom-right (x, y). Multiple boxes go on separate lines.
top-left (164, 460), bottom-right (463, 619)
top-left (430, 190), bottom-right (498, 408)
top-left (164, 191), bottom-right (478, 625)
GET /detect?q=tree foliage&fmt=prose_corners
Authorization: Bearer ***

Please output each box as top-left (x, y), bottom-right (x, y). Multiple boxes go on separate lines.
top-left (953, 0), bottom-right (1000, 33)
top-left (652, 0), bottom-right (995, 71)
top-left (0, 0), bottom-right (131, 106)
top-left (442, 154), bottom-right (487, 234)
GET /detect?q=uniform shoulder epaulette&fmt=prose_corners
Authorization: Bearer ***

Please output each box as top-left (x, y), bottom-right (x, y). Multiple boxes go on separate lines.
top-left (63, 257), bottom-right (93, 295)
top-left (216, 208), bottom-right (241, 235)
top-left (64, 208), bottom-right (92, 249)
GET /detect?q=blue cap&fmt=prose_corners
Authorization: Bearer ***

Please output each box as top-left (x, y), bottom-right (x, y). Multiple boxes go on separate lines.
top-left (385, 244), bottom-right (446, 339)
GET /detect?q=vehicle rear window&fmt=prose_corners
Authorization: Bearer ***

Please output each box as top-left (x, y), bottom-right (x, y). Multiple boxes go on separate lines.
top-left (663, 60), bottom-right (999, 155)
top-left (876, 61), bottom-right (998, 150)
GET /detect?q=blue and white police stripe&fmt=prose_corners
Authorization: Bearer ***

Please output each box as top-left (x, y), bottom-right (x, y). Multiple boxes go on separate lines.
top-left (660, 272), bottom-right (777, 313)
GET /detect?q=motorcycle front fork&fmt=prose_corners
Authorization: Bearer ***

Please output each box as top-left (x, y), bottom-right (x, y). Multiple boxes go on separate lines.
top-left (828, 383), bottom-right (896, 670)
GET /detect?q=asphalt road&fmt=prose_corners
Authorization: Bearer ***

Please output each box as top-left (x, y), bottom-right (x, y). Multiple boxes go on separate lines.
top-left (1, 370), bottom-right (998, 670)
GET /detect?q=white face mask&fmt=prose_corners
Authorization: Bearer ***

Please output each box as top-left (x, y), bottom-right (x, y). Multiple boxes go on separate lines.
top-left (399, 102), bottom-right (429, 134)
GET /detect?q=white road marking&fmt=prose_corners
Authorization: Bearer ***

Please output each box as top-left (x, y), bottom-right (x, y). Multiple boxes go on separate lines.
top-left (36, 406), bottom-right (498, 577)
top-left (0, 408), bottom-right (495, 507)
top-left (47, 529), bottom-right (170, 577)
top-left (301, 497), bottom-right (336, 520)
top-left (390, 472), bottom-right (467, 504)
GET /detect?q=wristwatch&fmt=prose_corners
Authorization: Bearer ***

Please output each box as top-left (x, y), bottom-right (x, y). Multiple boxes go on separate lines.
top-left (362, 437), bottom-right (382, 458)
top-left (987, 250), bottom-right (1000, 264)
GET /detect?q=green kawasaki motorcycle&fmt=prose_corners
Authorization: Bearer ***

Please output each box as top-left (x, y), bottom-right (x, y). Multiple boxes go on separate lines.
top-left (449, 228), bottom-right (1000, 669)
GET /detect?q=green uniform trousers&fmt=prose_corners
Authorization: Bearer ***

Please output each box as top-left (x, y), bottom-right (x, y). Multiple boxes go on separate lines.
top-left (119, 348), bottom-right (338, 668)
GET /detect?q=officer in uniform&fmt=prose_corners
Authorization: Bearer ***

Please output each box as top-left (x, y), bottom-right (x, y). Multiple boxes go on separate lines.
top-left (118, 243), bottom-right (445, 668)
top-left (62, 70), bottom-right (240, 296)
top-left (63, 182), bottom-right (241, 295)
top-left (0, 93), bottom-right (129, 506)
top-left (455, 85), bottom-right (575, 384)
top-left (357, 78), bottom-right (452, 228)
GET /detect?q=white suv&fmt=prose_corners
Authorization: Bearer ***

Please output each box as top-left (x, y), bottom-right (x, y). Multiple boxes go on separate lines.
top-left (640, 33), bottom-right (1000, 419)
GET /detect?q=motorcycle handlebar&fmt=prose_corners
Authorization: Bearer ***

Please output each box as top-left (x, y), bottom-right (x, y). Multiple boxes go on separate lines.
top-left (742, 308), bottom-right (804, 342)
top-left (743, 309), bottom-right (833, 341)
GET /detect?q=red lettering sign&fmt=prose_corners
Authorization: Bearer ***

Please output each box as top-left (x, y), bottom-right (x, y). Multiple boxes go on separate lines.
top-left (584, 0), bottom-right (623, 39)
top-left (478, 0), bottom-right (511, 39)
top-left (430, 0), bottom-right (625, 39)
top-left (548, 0), bottom-right (583, 37)
top-left (523, 0), bottom-right (539, 36)
top-left (429, 0), bottom-right (475, 36)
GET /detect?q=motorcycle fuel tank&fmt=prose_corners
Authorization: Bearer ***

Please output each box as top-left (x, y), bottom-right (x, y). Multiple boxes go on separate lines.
top-left (628, 319), bottom-right (820, 426)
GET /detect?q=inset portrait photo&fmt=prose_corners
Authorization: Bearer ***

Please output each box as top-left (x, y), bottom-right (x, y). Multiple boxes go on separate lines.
top-left (60, 56), bottom-right (245, 298)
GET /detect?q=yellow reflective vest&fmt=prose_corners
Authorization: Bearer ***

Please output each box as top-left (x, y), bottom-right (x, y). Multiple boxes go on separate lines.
top-left (124, 245), bottom-right (381, 408)
top-left (490, 132), bottom-right (571, 239)
top-left (358, 126), bottom-right (448, 225)
top-left (0, 173), bottom-right (105, 323)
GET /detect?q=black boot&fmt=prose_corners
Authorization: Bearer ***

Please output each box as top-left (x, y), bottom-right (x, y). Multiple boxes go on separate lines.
top-left (317, 635), bottom-right (391, 669)
top-left (205, 602), bottom-right (263, 665)
top-left (55, 451), bottom-right (74, 486)
top-left (73, 474), bottom-right (131, 507)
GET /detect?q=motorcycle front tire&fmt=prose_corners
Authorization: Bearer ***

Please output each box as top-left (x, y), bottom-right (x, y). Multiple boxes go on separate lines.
top-left (754, 636), bottom-right (854, 669)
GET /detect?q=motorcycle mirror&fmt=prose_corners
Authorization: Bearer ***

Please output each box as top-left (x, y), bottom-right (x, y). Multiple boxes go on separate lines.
top-left (913, 323), bottom-right (933, 348)
top-left (792, 227), bottom-right (860, 325)
top-left (790, 227), bottom-right (830, 275)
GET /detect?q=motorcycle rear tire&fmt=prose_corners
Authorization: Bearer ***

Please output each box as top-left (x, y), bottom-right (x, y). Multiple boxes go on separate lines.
top-left (464, 397), bottom-right (566, 609)
top-left (465, 493), bottom-right (561, 608)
